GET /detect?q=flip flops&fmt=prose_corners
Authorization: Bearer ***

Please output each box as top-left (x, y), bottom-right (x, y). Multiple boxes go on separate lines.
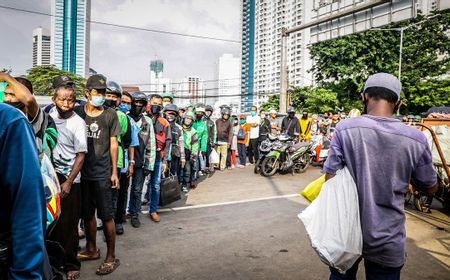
top-left (77, 248), bottom-right (100, 261)
top-left (66, 271), bottom-right (80, 280)
top-left (96, 259), bottom-right (120, 275)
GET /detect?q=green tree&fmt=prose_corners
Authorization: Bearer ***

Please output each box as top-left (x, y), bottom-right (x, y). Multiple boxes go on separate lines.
top-left (26, 65), bottom-right (86, 96)
top-left (309, 10), bottom-right (450, 113)
top-left (261, 95), bottom-right (279, 111)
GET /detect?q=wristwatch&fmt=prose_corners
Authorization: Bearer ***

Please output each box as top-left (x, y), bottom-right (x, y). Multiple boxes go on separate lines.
top-left (129, 160), bottom-right (135, 165)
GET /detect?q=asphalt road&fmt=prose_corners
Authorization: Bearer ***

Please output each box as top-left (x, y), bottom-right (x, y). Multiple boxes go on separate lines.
top-left (78, 167), bottom-right (449, 279)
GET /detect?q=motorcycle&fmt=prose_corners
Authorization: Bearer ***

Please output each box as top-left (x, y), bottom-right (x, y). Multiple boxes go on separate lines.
top-left (260, 133), bottom-right (311, 177)
top-left (254, 134), bottom-right (278, 174)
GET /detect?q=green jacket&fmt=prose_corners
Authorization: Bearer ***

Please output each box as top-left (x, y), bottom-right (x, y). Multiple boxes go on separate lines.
top-left (116, 110), bottom-right (129, 169)
top-left (193, 120), bottom-right (207, 153)
top-left (183, 126), bottom-right (198, 155)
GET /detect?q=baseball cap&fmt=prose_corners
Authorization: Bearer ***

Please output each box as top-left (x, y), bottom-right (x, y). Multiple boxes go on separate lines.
top-left (364, 73), bottom-right (401, 100)
top-left (86, 74), bottom-right (108, 90)
top-left (269, 109), bottom-right (277, 114)
top-left (239, 114), bottom-right (246, 119)
top-left (52, 75), bottom-right (74, 89)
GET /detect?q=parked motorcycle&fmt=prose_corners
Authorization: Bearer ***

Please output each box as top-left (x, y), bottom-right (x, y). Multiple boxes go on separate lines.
top-left (254, 134), bottom-right (278, 174)
top-left (261, 133), bottom-right (311, 177)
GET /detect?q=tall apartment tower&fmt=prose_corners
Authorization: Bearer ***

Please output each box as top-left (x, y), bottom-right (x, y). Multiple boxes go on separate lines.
top-left (51, 0), bottom-right (91, 77)
top-left (241, 0), bottom-right (256, 112)
top-left (32, 27), bottom-right (51, 67)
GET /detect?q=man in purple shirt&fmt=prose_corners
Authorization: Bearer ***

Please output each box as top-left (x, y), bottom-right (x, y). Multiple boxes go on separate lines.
top-left (323, 73), bottom-right (438, 280)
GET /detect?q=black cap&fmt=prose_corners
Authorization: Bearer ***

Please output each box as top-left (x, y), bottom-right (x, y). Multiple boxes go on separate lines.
top-left (86, 74), bottom-right (108, 90)
top-left (52, 75), bottom-right (74, 89)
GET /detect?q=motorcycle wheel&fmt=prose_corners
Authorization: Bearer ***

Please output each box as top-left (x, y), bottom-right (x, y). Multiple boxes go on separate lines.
top-left (261, 156), bottom-right (279, 177)
top-left (295, 153), bottom-right (310, 173)
top-left (254, 159), bottom-right (261, 174)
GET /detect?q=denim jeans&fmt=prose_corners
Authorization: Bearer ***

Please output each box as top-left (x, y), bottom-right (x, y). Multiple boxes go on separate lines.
top-left (238, 143), bottom-right (247, 165)
top-left (329, 258), bottom-right (402, 280)
top-left (128, 167), bottom-right (145, 218)
top-left (146, 160), bottom-right (162, 214)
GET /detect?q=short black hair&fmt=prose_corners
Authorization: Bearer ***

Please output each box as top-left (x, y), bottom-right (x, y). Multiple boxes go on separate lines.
top-left (15, 77), bottom-right (33, 93)
top-left (122, 91), bottom-right (132, 100)
top-left (364, 87), bottom-right (398, 104)
top-left (149, 94), bottom-right (162, 101)
top-left (251, 105), bottom-right (258, 110)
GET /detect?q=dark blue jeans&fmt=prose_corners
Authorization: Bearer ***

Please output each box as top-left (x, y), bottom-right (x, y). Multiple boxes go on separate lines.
top-left (128, 167), bottom-right (145, 218)
top-left (145, 160), bottom-right (162, 214)
top-left (329, 258), bottom-right (402, 280)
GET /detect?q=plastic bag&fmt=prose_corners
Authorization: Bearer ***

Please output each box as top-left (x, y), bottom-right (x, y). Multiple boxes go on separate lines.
top-left (301, 175), bottom-right (325, 203)
top-left (298, 167), bottom-right (362, 273)
top-left (210, 148), bottom-right (220, 164)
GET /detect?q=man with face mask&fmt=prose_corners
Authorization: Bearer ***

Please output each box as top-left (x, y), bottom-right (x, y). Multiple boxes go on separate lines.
top-left (281, 107), bottom-right (301, 142)
top-left (299, 110), bottom-right (312, 142)
top-left (192, 103), bottom-right (208, 179)
top-left (162, 92), bottom-right (174, 108)
top-left (48, 76), bottom-right (87, 280)
top-left (143, 94), bottom-right (172, 223)
top-left (105, 82), bottom-right (136, 235)
top-left (163, 104), bottom-right (185, 178)
top-left (215, 107), bottom-right (233, 171)
top-left (127, 92), bottom-right (155, 228)
top-left (246, 105), bottom-right (261, 165)
top-left (324, 73), bottom-right (438, 280)
top-left (181, 112), bottom-right (199, 193)
top-left (204, 105), bottom-right (217, 172)
top-left (73, 74), bottom-right (122, 275)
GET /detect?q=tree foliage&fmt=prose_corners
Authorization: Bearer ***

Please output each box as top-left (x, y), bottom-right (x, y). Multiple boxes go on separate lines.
top-left (309, 10), bottom-right (450, 114)
top-left (290, 87), bottom-right (339, 113)
top-left (261, 95), bottom-right (279, 112)
top-left (26, 65), bottom-right (86, 96)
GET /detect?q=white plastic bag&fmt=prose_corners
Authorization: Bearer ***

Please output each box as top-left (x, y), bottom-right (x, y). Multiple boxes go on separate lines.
top-left (298, 167), bottom-right (362, 273)
top-left (210, 148), bottom-right (220, 164)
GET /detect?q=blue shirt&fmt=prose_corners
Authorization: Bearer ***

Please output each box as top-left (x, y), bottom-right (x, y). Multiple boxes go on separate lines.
top-left (324, 115), bottom-right (437, 267)
top-left (121, 116), bottom-right (139, 173)
top-left (0, 104), bottom-right (46, 279)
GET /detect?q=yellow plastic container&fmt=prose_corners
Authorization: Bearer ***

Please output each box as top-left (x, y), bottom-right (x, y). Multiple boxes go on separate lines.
top-left (301, 175), bottom-right (326, 203)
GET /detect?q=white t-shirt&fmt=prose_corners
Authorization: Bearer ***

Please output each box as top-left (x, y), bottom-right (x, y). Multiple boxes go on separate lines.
top-left (246, 115), bottom-right (261, 139)
top-left (50, 111), bottom-right (88, 183)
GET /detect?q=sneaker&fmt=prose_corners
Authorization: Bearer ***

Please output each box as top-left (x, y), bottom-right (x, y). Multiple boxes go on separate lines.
top-left (182, 186), bottom-right (188, 193)
top-left (246, 163), bottom-right (251, 166)
top-left (150, 212), bottom-right (160, 222)
top-left (115, 223), bottom-right (124, 235)
top-left (198, 171), bottom-right (204, 176)
top-left (239, 165), bottom-right (245, 169)
top-left (131, 217), bottom-right (141, 228)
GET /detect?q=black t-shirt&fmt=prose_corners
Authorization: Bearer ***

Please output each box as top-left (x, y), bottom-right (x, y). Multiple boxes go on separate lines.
top-left (74, 106), bottom-right (122, 180)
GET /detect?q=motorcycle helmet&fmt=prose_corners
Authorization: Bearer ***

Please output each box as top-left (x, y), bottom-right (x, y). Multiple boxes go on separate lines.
top-left (195, 103), bottom-right (206, 113)
top-left (268, 134), bottom-right (278, 141)
top-left (131, 91), bottom-right (148, 105)
top-left (162, 92), bottom-right (174, 101)
top-left (106, 81), bottom-right (123, 97)
top-left (220, 107), bottom-right (231, 115)
top-left (40, 155), bottom-right (61, 232)
top-left (348, 108), bottom-right (361, 118)
top-left (205, 105), bottom-right (213, 113)
top-left (278, 133), bottom-right (291, 141)
top-left (287, 107), bottom-right (295, 113)
top-left (163, 103), bottom-right (178, 113)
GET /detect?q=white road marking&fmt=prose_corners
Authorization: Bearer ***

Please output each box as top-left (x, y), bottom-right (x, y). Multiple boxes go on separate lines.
top-left (157, 194), bottom-right (301, 213)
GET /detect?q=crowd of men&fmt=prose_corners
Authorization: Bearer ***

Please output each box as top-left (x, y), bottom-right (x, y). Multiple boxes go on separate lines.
top-left (0, 71), bottom-right (440, 280)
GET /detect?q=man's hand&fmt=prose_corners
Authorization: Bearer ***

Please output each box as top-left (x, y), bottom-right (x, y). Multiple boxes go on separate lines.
top-left (60, 180), bottom-right (73, 198)
top-left (227, 144), bottom-right (230, 149)
top-left (0, 72), bottom-right (13, 83)
top-left (181, 159), bottom-right (186, 168)
top-left (144, 169), bottom-right (151, 177)
top-left (162, 163), bottom-right (168, 174)
top-left (111, 173), bottom-right (120, 189)
top-left (127, 164), bottom-right (134, 178)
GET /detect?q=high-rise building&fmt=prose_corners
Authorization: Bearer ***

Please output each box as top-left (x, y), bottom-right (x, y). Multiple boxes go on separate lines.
top-left (217, 54), bottom-right (241, 112)
top-left (241, 0), bottom-right (312, 112)
top-left (51, 0), bottom-right (91, 77)
top-left (32, 27), bottom-right (51, 67)
top-left (241, 0), bottom-right (255, 112)
top-left (177, 76), bottom-right (205, 107)
top-left (149, 60), bottom-right (171, 95)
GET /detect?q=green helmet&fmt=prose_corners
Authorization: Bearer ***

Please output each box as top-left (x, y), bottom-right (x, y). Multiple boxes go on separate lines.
top-left (184, 111), bottom-right (195, 120)
top-left (162, 92), bottom-right (174, 100)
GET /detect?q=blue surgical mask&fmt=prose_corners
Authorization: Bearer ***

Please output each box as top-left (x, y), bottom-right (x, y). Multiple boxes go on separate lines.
top-left (90, 95), bottom-right (105, 107)
top-left (119, 103), bottom-right (131, 113)
top-left (251, 111), bottom-right (256, 117)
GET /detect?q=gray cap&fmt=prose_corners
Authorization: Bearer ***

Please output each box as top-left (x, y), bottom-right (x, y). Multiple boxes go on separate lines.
top-left (363, 73), bottom-right (402, 100)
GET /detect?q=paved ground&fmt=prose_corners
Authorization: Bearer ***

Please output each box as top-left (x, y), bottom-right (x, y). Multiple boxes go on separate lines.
top-left (79, 166), bottom-right (450, 279)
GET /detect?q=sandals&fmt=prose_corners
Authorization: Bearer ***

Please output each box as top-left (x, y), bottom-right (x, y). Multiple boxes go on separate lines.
top-left (96, 259), bottom-right (120, 275)
top-left (77, 248), bottom-right (100, 261)
top-left (66, 271), bottom-right (80, 280)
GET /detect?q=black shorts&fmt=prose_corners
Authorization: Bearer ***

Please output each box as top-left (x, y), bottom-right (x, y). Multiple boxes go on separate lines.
top-left (81, 179), bottom-right (114, 221)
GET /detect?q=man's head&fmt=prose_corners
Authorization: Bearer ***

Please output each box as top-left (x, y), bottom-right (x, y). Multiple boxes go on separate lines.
top-left (105, 81), bottom-right (122, 109)
top-left (311, 114), bottom-right (318, 121)
top-left (162, 92), bottom-right (174, 107)
top-left (250, 105), bottom-right (258, 116)
top-left (3, 77), bottom-right (33, 112)
top-left (221, 107), bottom-right (231, 120)
top-left (269, 109), bottom-right (277, 119)
top-left (239, 114), bottom-right (246, 124)
top-left (183, 111), bottom-right (195, 128)
top-left (260, 110), bottom-right (266, 119)
top-left (287, 107), bottom-right (296, 118)
top-left (205, 105), bottom-right (213, 118)
top-left (130, 91), bottom-right (148, 118)
top-left (85, 74), bottom-right (108, 108)
top-left (149, 94), bottom-right (163, 116)
top-left (186, 104), bottom-right (194, 112)
top-left (301, 110), bottom-right (308, 119)
top-left (195, 103), bottom-right (206, 121)
top-left (362, 73), bottom-right (402, 115)
top-left (53, 83), bottom-right (76, 119)
top-left (163, 103), bottom-right (178, 123)
top-left (119, 91), bottom-right (132, 113)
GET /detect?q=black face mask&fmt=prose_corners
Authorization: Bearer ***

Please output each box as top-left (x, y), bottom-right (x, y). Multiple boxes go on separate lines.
top-left (288, 113), bottom-right (295, 119)
top-left (150, 105), bottom-right (162, 116)
top-left (104, 99), bottom-right (116, 109)
top-left (195, 114), bottom-right (203, 121)
top-left (302, 114), bottom-right (308, 119)
top-left (56, 106), bottom-right (73, 119)
top-left (5, 101), bottom-right (25, 110)
top-left (130, 105), bottom-right (144, 120)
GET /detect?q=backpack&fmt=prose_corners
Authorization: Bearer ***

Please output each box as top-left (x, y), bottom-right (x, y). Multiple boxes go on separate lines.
top-left (237, 128), bottom-right (246, 140)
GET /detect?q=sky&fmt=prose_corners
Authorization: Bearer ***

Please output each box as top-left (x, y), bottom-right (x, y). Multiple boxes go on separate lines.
top-left (0, 0), bottom-right (241, 87)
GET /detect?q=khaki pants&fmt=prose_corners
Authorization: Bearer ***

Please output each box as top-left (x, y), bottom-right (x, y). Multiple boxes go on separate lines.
top-left (216, 144), bottom-right (228, 170)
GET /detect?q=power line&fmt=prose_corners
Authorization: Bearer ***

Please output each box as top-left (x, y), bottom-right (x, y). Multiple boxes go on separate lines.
top-left (140, 91), bottom-right (279, 99)
top-left (0, 4), bottom-right (241, 43)
top-left (123, 77), bottom-right (242, 86)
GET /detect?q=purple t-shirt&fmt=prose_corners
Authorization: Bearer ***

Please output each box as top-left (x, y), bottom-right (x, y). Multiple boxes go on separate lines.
top-left (323, 115), bottom-right (437, 267)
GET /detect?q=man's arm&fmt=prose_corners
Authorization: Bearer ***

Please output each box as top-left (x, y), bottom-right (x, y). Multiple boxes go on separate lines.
top-left (411, 145), bottom-right (439, 196)
top-left (127, 147), bottom-right (135, 177)
top-left (110, 137), bottom-right (119, 188)
top-left (200, 125), bottom-right (208, 153)
top-left (60, 152), bottom-right (85, 198)
top-left (0, 73), bottom-right (39, 120)
top-left (323, 129), bottom-right (345, 179)
top-left (227, 123), bottom-right (233, 146)
top-left (1, 115), bottom-right (45, 279)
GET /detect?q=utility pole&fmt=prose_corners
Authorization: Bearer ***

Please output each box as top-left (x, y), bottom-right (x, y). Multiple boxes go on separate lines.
top-left (279, 27), bottom-right (288, 114)
top-left (398, 27), bottom-right (404, 82)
